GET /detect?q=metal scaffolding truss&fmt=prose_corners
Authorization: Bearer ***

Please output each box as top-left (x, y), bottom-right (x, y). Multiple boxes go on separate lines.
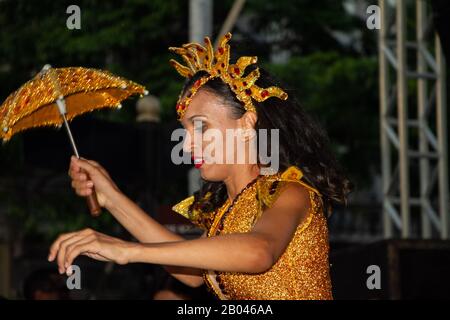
top-left (378, 0), bottom-right (448, 238)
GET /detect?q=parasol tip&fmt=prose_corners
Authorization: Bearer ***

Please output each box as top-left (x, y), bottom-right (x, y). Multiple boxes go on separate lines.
top-left (143, 90), bottom-right (149, 95)
top-left (117, 103), bottom-right (122, 109)
top-left (42, 64), bottom-right (52, 72)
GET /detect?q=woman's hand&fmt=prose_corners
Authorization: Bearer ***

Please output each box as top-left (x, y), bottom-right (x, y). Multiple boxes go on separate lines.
top-left (48, 228), bottom-right (135, 275)
top-left (68, 156), bottom-right (120, 208)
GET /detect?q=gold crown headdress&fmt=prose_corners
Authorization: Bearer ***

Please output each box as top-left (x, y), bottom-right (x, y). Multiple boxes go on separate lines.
top-left (169, 32), bottom-right (288, 119)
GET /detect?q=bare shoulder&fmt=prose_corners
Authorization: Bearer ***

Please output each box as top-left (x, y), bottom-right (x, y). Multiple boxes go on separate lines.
top-left (274, 181), bottom-right (310, 208)
top-left (267, 181), bottom-right (311, 223)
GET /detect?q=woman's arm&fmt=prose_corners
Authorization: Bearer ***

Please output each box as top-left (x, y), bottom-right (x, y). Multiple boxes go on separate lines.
top-left (106, 192), bottom-right (206, 287)
top-left (50, 182), bottom-right (310, 276)
top-left (127, 183), bottom-right (311, 272)
top-left (129, 233), bottom-right (274, 273)
top-left (67, 156), bottom-right (205, 287)
top-left (106, 189), bottom-right (185, 243)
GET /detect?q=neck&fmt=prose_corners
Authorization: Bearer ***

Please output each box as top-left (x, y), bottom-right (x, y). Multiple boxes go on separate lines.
top-left (223, 164), bottom-right (260, 201)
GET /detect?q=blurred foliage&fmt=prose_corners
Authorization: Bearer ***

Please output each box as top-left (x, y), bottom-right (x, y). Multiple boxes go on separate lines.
top-left (2, 184), bottom-right (117, 242)
top-left (245, 0), bottom-right (362, 54)
top-left (0, 0), bottom-right (384, 239)
top-left (266, 52), bottom-right (379, 187)
top-left (0, 0), bottom-right (188, 121)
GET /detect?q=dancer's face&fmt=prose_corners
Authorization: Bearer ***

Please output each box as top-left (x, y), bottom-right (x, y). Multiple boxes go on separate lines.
top-left (180, 88), bottom-right (257, 181)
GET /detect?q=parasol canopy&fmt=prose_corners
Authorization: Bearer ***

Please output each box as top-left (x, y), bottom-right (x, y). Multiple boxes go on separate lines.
top-left (0, 65), bottom-right (148, 216)
top-left (0, 66), bottom-right (147, 141)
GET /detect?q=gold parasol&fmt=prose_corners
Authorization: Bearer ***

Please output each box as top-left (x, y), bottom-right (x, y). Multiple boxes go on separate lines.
top-left (0, 65), bottom-right (148, 216)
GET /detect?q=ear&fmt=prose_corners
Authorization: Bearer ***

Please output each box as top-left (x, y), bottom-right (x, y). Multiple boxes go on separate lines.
top-left (239, 111), bottom-right (258, 130)
top-left (239, 111), bottom-right (258, 141)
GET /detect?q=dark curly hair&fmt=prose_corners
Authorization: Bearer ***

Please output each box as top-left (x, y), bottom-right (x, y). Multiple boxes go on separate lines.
top-left (182, 67), bottom-right (353, 217)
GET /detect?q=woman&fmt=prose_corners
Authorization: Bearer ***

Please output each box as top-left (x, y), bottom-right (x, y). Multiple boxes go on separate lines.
top-left (48, 33), bottom-right (352, 300)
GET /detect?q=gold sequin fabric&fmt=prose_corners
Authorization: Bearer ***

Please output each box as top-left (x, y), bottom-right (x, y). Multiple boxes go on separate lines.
top-left (172, 166), bottom-right (333, 300)
top-left (0, 67), bottom-right (146, 141)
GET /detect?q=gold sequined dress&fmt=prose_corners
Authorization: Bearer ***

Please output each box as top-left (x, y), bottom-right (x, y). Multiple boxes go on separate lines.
top-left (172, 166), bottom-right (333, 300)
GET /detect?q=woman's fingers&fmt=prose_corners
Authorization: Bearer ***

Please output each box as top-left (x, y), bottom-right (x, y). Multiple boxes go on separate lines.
top-left (56, 232), bottom-right (93, 273)
top-left (64, 236), bottom-right (98, 271)
top-left (49, 230), bottom-right (129, 275)
top-left (52, 229), bottom-right (95, 273)
top-left (65, 239), bottom-right (103, 272)
top-left (68, 157), bottom-right (116, 208)
top-left (71, 180), bottom-right (94, 197)
top-left (81, 157), bottom-right (111, 178)
top-left (79, 187), bottom-right (93, 196)
top-left (81, 158), bottom-right (100, 167)
top-left (69, 173), bottom-right (89, 192)
top-left (71, 156), bottom-right (99, 177)
top-left (71, 179), bottom-right (93, 190)
top-left (68, 162), bottom-right (80, 178)
top-left (70, 157), bottom-right (111, 180)
top-left (48, 232), bottom-right (77, 262)
top-left (73, 172), bottom-right (87, 181)
top-left (69, 156), bottom-right (79, 168)
top-left (56, 234), bottom-right (85, 273)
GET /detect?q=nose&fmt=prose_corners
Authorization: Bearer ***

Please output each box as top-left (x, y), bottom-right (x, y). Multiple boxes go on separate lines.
top-left (182, 129), bottom-right (203, 159)
top-left (182, 129), bottom-right (192, 154)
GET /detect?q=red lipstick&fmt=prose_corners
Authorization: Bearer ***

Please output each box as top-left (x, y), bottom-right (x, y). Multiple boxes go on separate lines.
top-left (192, 155), bottom-right (204, 168)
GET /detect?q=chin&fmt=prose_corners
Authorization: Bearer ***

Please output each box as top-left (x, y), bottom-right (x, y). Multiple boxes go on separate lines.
top-left (198, 163), bottom-right (227, 181)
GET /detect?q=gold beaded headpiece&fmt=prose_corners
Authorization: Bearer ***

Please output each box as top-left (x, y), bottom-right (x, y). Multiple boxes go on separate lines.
top-left (169, 32), bottom-right (288, 119)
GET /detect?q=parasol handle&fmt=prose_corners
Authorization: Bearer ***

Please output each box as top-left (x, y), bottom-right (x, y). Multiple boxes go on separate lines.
top-left (84, 180), bottom-right (102, 217)
top-left (55, 97), bottom-right (102, 217)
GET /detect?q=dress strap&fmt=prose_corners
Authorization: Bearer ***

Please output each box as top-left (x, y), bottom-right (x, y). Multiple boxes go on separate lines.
top-left (280, 166), bottom-right (322, 196)
top-left (172, 195), bottom-right (195, 219)
top-left (172, 193), bottom-right (216, 231)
